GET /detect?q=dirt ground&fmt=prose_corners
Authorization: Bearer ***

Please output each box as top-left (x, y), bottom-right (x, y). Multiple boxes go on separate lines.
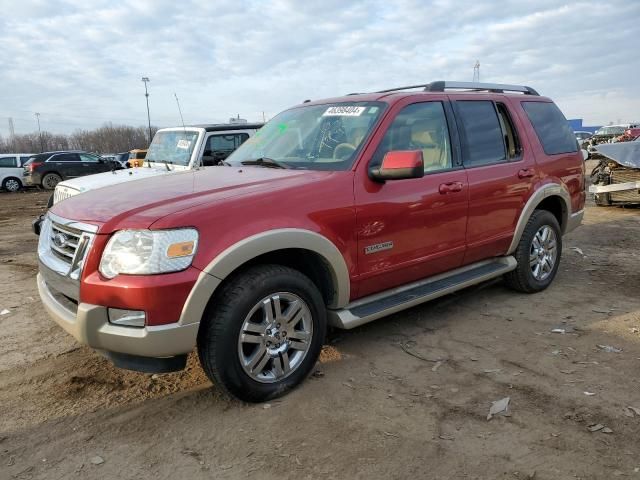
top-left (1, 169), bottom-right (639, 480)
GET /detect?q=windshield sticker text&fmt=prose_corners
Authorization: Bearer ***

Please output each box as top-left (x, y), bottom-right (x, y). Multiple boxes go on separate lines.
top-left (177, 139), bottom-right (191, 150)
top-left (322, 106), bottom-right (366, 117)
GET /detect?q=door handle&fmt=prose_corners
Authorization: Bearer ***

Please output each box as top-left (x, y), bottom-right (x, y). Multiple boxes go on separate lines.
top-left (439, 181), bottom-right (464, 194)
top-left (518, 168), bottom-right (535, 178)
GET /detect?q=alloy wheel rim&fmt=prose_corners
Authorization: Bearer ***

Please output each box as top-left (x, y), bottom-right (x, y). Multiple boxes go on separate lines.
top-left (5, 179), bottom-right (20, 191)
top-left (237, 292), bottom-right (313, 384)
top-left (529, 225), bottom-right (557, 281)
top-left (44, 176), bottom-right (59, 189)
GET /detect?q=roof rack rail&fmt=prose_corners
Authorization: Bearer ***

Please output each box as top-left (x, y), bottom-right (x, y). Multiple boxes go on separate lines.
top-left (374, 81), bottom-right (539, 96)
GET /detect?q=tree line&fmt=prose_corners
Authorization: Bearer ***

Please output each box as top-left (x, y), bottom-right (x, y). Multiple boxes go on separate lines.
top-left (0, 123), bottom-right (158, 155)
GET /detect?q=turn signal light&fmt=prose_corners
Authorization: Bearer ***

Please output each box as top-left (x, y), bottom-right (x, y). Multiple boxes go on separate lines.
top-left (166, 241), bottom-right (195, 258)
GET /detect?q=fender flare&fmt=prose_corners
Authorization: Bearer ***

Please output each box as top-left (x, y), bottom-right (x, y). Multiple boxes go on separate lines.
top-left (506, 183), bottom-right (571, 255)
top-left (179, 228), bottom-right (350, 325)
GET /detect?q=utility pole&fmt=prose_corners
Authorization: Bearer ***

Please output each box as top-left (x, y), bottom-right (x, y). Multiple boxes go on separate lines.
top-left (473, 60), bottom-right (480, 83)
top-left (141, 77), bottom-right (152, 145)
top-left (35, 112), bottom-right (43, 152)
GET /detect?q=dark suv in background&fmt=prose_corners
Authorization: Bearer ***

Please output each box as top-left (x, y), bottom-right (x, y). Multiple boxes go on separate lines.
top-left (23, 151), bottom-right (119, 190)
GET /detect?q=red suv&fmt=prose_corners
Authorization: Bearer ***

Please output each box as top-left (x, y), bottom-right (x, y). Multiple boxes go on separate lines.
top-left (37, 81), bottom-right (584, 402)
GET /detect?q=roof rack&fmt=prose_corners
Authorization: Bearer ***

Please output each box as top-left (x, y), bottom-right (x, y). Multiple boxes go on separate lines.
top-left (374, 81), bottom-right (539, 96)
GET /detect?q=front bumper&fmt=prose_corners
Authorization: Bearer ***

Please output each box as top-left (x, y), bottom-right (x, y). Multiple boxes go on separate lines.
top-left (588, 182), bottom-right (640, 194)
top-left (38, 272), bottom-right (199, 359)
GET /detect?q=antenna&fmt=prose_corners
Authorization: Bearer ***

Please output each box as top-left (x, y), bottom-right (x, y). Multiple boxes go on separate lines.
top-left (174, 93), bottom-right (186, 130)
top-left (473, 60), bottom-right (480, 83)
top-left (174, 92), bottom-right (197, 168)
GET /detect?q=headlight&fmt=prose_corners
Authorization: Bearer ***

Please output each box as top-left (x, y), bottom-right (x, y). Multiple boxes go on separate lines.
top-left (99, 228), bottom-right (198, 279)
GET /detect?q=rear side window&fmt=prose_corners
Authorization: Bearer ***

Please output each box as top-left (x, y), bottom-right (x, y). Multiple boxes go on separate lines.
top-left (522, 102), bottom-right (577, 155)
top-left (0, 157), bottom-right (17, 167)
top-left (455, 101), bottom-right (506, 166)
top-left (52, 153), bottom-right (80, 162)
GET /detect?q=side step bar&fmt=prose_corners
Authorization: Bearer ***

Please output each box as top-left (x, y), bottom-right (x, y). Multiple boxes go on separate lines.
top-left (328, 256), bottom-right (517, 329)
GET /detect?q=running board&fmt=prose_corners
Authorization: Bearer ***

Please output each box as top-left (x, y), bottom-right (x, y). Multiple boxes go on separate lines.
top-left (327, 256), bottom-right (517, 329)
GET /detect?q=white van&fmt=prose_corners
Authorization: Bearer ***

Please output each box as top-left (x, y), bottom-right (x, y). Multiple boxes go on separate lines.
top-left (0, 154), bottom-right (36, 191)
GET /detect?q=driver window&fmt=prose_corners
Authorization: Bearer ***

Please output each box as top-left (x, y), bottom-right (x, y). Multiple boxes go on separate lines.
top-left (371, 102), bottom-right (452, 173)
top-left (203, 133), bottom-right (249, 165)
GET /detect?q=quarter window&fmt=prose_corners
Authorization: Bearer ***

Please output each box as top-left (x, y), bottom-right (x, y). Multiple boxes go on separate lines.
top-left (372, 102), bottom-right (452, 173)
top-left (522, 102), bottom-right (578, 155)
top-left (0, 157), bottom-right (16, 167)
top-left (456, 100), bottom-right (506, 167)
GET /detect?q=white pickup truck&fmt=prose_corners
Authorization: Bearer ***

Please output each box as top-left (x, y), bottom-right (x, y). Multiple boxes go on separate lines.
top-left (51, 123), bottom-right (263, 204)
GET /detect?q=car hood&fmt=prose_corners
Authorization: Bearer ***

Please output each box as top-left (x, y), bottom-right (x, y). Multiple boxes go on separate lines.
top-left (56, 167), bottom-right (174, 193)
top-left (596, 142), bottom-right (640, 169)
top-left (51, 166), bottom-right (332, 233)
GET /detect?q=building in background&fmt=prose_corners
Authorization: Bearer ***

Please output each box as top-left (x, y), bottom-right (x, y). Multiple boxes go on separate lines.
top-left (568, 119), bottom-right (602, 134)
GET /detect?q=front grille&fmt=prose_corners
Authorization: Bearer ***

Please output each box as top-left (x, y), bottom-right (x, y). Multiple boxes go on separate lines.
top-left (53, 186), bottom-right (80, 204)
top-left (38, 214), bottom-right (97, 289)
top-left (610, 168), bottom-right (640, 203)
top-left (50, 221), bottom-right (83, 265)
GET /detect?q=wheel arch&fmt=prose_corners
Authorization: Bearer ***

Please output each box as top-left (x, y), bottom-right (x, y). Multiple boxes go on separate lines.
top-left (179, 229), bottom-right (350, 326)
top-left (507, 183), bottom-right (571, 255)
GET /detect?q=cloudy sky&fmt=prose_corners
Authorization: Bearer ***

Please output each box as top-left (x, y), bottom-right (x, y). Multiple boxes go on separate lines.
top-left (0, 0), bottom-right (638, 136)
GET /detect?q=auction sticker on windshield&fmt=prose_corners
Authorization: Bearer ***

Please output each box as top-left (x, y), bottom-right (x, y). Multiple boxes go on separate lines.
top-left (177, 139), bottom-right (191, 149)
top-left (322, 106), bottom-right (366, 116)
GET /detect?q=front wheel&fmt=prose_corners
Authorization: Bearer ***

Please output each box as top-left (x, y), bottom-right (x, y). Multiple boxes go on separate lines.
top-left (504, 210), bottom-right (562, 293)
top-left (197, 265), bottom-right (326, 402)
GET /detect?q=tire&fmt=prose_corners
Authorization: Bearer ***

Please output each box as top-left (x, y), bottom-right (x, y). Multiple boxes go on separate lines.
top-left (41, 173), bottom-right (62, 190)
top-left (197, 264), bottom-right (326, 402)
top-left (2, 177), bottom-right (22, 192)
top-left (504, 210), bottom-right (562, 293)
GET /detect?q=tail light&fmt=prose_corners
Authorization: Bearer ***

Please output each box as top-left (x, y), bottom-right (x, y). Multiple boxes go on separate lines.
top-left (27, 162), bottom-right (43, 172)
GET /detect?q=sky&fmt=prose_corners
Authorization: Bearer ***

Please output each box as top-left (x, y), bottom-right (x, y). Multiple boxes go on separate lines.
top-left (0, 0), bottom-right (638, 136)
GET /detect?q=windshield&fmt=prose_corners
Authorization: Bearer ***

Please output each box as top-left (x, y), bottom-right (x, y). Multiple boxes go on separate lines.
top-left (596, 126), bottom-right (625, 135)
top-left (227, 102), bottom-right (386, 170)
top-left (145, 130), bottom-right (200, 166)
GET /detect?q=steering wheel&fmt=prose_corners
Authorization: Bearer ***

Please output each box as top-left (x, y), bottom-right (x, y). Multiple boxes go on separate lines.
top-left (333, 143), bottom-right (356, 161)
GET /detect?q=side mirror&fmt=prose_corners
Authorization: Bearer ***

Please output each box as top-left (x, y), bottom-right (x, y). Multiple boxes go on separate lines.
top-left (581, 149), bottom-right (589, 161)
top-left (369, 150), bottom-right (424, 182)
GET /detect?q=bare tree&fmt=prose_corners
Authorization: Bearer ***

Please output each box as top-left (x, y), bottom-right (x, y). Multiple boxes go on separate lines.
top-left (0, 123), bottom-right (157, 154)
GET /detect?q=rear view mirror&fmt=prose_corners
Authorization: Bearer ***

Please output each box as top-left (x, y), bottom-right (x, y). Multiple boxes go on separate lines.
top-left (369, 150), bottom-right (424, 181)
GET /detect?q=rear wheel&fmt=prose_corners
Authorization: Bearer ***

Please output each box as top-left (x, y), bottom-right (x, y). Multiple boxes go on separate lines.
top-left (2, 177), bottom-right (22, 192)
top-left (197, 265), bottom-right (326, 402)
top-left (504, 210), bottom-right (562, 293)
top-left (41, 173), bottom-right (61, 190)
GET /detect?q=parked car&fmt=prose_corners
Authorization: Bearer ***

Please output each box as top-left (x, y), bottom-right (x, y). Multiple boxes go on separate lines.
top-left (23, 151), bottom-right (120, 190)
top-left (128, 149), bottom-right (147, 167)
top-left (48, 123), bottom-right (262, 205)
top-left (0, 154), bottom-right (35, 191)
top-left (574, 130), bottom-right (592, 145)
top-left (36, 81), bottom-right (584, 402)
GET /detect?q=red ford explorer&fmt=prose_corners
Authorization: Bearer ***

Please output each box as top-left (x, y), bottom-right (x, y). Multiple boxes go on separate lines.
top-left (38, 81), bottom-right (584, 402)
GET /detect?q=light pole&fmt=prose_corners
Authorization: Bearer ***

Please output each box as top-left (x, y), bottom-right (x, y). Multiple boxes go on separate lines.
top-left (35, 112), bottom-right (43, 152)
top-left (141, 77), bottom-right (152, 144)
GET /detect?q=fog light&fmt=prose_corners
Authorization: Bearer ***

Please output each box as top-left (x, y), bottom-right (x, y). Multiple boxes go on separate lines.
top-left (108, 308), bottom-right (146, 327)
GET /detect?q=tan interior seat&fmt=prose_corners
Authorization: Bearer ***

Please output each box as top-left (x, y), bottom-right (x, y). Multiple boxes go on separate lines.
top-left (410, 121), bottom-right (448, 171)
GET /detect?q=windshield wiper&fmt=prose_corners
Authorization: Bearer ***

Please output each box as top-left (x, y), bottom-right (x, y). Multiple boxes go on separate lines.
top-left (241, 157), bottom-right (288, 169)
